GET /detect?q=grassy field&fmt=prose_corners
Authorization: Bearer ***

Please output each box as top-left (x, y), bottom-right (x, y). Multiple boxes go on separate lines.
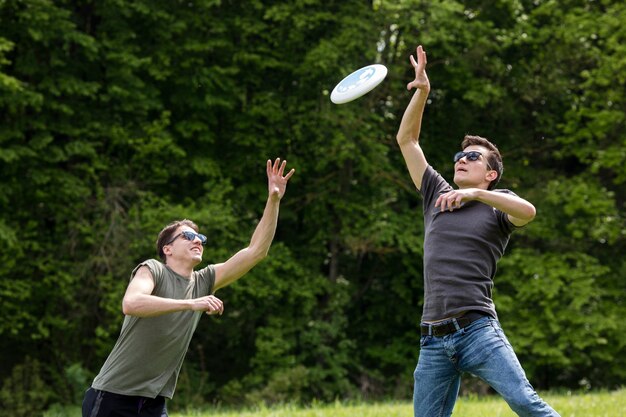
top-left (46, 389), bottom-right (626, 417)
top-left (169, 390), bottom-right (626, 417)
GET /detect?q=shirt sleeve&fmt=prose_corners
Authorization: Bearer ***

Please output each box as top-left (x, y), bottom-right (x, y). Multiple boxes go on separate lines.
top-left (493, 189), bottom-right (523, 234)
top-left (420, 166), bottom-right (453, 209)
top-left (129, 259), bottom-right (165, 291)
top-left (193, 264), bottom-right (216, 296)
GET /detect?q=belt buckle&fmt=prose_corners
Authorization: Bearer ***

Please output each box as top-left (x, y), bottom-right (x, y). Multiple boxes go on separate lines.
top-left (437, 318), bottom-right (460, 336)
top-left (432, 322), bottom-right (448, 336)
top-left (422, 320), bottom-right (452, 337)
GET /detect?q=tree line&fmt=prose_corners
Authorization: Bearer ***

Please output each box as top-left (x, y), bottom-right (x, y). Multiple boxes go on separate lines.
top-left (0, 0), bottom-right (624, 414)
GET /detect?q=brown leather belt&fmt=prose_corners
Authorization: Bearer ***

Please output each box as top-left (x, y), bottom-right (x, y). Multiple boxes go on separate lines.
top-left (420, 311), bottom-right (487, 337)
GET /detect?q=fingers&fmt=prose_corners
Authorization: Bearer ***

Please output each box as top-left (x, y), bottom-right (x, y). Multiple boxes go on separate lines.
top-left (267, 158), bottom-right (285, 175)
top-left (267, 158), bottom-right (295, 180)
top-left (407, 45), bottom-right (428, 91)
top-left (411, 46), bottom-right (426, 67)
top-left (435, 192), bottom-right (463, 212)
top-left (417, 45), bottom-right (427, 64)
top-left (416, 48), bottom-right (426, 71)
top-left (435, 194), bottom-right (446, 211)
top-left (201, 295), bottom-right (224, 315)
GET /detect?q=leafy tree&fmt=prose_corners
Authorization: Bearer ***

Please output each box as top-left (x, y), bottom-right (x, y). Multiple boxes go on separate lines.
top-left (1, 0), bottom-right (624, 411)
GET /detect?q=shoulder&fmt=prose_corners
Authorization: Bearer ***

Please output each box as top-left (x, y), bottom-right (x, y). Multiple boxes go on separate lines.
top-left (130, 259), bottom-right (166, 284)
top-left (421, 165), bottom-right (452, 197)
top-left (493, 188), bottom-right (518, 197)
top-left (422, 165), bottom-right (436, 182)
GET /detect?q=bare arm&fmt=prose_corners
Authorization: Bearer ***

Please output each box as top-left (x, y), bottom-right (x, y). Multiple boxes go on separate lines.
top-left (435, 188), bottom-right (536, 226)
top-left (122, 266), bottom-right (224, 317)
top-left (213, 158), bottom-right (295, 292)
top-left (396, 45), bottom-right (430, 190)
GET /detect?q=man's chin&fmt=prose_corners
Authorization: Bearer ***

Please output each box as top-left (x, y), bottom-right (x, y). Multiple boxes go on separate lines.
top-left (453, 177), bottom-right (471, 188)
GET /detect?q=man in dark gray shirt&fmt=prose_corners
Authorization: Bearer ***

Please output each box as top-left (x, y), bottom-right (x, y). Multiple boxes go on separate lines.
top-left (397, 45), bottom-right (560, 417)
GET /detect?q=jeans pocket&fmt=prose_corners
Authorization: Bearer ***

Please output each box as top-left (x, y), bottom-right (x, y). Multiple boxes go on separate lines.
top-left (420, 335), bottom-right (432, 347)
top-left (489, 320), bottom-right (514, 348)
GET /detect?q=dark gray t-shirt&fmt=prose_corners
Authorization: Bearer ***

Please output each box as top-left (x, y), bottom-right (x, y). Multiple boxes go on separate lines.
top-left (420, 166), bottom-right (518, 321)
top-left (92, 259), bottom-right (215, 399)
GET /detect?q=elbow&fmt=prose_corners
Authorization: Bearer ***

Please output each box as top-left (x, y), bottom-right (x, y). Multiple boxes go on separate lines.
top-left (249, 246), bottom-right (270, 264)
top-left (526, 204), bottom-right (537, 222)
top-left (510, 203), bottom-right (536, 227)
top-left (122, 300), bottom-right (132, 316)
top-left (396, 133), bottom-right (417, 148)
top-left (517, 204), bottom-right (536, 224)
top-left (122, 297), bottom-right (138, 316)
top-left (255, 249), bottom-right (269, 263)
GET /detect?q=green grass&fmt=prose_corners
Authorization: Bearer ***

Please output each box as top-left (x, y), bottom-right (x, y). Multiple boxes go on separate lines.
top-left (169, 390), bottom-right (626, 417)
top-left (449, 389), bottom-right (625, 417)
top-left (46, 389), bottom-right (626, 417)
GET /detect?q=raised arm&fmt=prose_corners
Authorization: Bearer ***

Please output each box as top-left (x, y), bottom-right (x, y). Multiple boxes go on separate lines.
top-left (213, 158), bottom-right (295, 292)
top-left (396, 45), bottom-right (430, 190)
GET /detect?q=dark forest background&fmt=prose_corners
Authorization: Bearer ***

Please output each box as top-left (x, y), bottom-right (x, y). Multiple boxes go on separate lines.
top-left (1, 0), bottom-right (624, 414)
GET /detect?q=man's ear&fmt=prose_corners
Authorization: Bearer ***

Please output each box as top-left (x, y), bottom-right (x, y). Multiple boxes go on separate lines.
top-left (486, 170), bottom-right (498, 183)
top-left (162, 245), bottom-right (173, 257)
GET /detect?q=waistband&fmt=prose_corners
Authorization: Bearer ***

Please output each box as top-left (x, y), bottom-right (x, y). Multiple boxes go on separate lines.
top-left (420, 311), bottom-right (487, 337)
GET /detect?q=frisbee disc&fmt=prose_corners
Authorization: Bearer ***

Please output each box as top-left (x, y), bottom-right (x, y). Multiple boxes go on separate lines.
top-left (330, 64), bottom-right (388, 104)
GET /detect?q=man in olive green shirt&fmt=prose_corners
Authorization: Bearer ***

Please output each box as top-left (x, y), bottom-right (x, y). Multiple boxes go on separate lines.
top-left (83, 158), bottom-right (295, 417)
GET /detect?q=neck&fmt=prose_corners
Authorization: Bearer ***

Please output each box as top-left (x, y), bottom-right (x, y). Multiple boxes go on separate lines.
top-left (164, 258), bottom-right (195, 279)
top-left (456, 181), bottom-right (490, 190)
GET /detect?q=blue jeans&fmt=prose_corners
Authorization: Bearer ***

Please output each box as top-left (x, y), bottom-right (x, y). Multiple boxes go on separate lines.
top-left (413, 316), bottom-right (560, 417)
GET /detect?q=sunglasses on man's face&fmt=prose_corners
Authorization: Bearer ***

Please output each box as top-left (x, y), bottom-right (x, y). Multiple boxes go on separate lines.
top-left (453, 151), bottom-right (493, 170)
top-left (166, 231), bottom-right (207, 246)
top-left (453, 150), bottom-right (483, 163)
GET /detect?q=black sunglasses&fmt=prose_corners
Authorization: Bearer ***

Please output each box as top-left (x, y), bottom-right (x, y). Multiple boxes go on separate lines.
top-left (453, 151), bottom-right (492, 169)
top-left (166, 231), bottom-right (207, 245)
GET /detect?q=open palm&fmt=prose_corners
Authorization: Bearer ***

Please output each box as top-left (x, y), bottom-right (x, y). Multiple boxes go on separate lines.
top-left (407, 45), bottom-right (430, 91)
top-left (267, 158), bottom-right (295, 200)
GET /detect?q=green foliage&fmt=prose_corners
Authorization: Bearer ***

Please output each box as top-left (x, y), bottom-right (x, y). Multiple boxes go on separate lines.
top-left (63, 363), bottom-right (91, 405)
top-left (0, 357), bottom-right (55, 417)
top-left (244, 365), bottom-right (311, 405)
top-left (1, 0), bottom-right (625, 411)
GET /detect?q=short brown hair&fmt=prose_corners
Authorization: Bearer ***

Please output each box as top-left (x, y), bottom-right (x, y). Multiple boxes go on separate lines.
top-left (461, 135), bottom-right (503, 190)
top-left (156, 219), bottom-right (199, 261)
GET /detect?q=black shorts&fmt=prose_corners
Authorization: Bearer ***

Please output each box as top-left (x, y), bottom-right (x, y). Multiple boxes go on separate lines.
top-left (82, 387), bottom-right (167, 417)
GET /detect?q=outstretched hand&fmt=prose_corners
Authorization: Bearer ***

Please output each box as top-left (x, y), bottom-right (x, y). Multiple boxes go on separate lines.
top-left (267, 158), bottom-right (295, 201)
top-left (406, 45), bottom-right (430, 91)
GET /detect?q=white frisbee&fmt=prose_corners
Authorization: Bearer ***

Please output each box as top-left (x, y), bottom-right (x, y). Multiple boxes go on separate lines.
top-left (330, 64), bottom-right (388, 104)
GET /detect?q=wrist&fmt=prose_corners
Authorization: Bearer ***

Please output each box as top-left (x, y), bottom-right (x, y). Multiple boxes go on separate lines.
top-left (473, 189), bottom-right (489, 203)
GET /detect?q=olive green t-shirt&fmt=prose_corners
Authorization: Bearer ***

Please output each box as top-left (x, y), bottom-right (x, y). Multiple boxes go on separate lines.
top-left (92, 259), bottom-right (215, 399)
